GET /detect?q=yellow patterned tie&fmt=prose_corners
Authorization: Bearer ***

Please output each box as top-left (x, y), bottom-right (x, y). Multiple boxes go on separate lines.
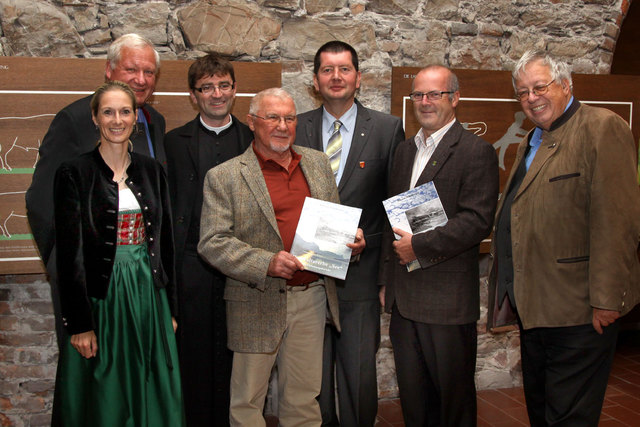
top-left (326, 120), bottom-right (343, 176)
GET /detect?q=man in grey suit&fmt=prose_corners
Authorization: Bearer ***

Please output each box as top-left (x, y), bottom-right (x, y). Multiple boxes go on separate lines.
top-left (295, 40), bottom-right (404, 427)
top-left (198, 88), bottom-right (364, 426)
top-left (26, 33), bottom-right (166, 349)
top-left (379, 66), bottom-right (499, 426)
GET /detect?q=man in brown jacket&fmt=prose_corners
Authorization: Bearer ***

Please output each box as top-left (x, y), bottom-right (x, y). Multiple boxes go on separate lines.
top-left (488, 50), bottom-right (640, 426)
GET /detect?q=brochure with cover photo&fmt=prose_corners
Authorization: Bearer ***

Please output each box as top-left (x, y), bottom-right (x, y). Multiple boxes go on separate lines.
top-left (382, 181), bottom-right (448, 272)
top-left (291, 197), bottom-right (362, 280)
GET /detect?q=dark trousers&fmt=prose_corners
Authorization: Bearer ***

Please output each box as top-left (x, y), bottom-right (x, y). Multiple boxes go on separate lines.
top-left (390, 305), bottom-right (477, 427)
top-left (520, 321), bottom-right (619, 426)
top-left (177, 251), bottom-right (232, 427)
top-left (319, 299), bottom-right (380, 426)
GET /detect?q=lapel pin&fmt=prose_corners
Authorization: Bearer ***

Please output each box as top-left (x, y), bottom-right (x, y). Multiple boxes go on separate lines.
top-left (359, 161), bottom-right (365, 168)
top-left (432, 160), bottom-right (438, 166)
top-left (361, 132), bottom-right (365, 137)
top-left (548, 143), bottom-right (557, 148)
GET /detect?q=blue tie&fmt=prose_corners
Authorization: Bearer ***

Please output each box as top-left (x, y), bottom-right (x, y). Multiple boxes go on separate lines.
top-left (137, 108), bottom-right (155, 157)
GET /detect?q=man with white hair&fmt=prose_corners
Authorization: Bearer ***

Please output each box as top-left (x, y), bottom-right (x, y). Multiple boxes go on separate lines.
top-left (488, 50), bottom-right (640, 425)
top-left (26, 33), bottom-right (166, 349)
top-left (198, 88), bottom-right (364, 426)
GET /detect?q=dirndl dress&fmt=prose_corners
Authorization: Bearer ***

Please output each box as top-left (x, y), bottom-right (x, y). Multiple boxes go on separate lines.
top-left (52, 193), bottom-right (185, 427)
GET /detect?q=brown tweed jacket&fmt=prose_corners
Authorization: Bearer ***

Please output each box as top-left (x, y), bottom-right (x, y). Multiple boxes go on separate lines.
top-left (197, 144), bottom-right (341, 353)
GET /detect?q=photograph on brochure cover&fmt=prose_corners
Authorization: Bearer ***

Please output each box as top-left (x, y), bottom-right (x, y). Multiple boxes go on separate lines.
top-left (291, 197), bottom-right (362, 280)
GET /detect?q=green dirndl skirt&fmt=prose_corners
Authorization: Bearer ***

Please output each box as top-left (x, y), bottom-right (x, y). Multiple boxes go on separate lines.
top-left (52, 243), bottom-right (185, 427)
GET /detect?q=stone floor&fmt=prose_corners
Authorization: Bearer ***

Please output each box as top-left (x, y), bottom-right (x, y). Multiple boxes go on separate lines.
top-left (266, 330), bottom-right (640, 426)
top-left (376, 330), bottom-right (640, 426)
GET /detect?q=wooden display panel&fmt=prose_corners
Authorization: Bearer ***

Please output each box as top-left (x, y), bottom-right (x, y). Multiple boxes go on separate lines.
top-left (392, 67), bottom-right (640, 252)
top-left (0, 57), bottom-right (281, 274)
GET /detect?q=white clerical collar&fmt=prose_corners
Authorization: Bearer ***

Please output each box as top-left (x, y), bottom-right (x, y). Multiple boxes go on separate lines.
top-left (200, 115), bottom-right (233, 134)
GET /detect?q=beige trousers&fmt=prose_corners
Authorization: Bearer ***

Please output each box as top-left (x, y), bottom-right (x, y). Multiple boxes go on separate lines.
top-left (229, 283), bottom-right (327, 427)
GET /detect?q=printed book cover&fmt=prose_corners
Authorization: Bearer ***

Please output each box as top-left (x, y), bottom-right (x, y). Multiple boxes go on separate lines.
top-left (291, 197), bottom-right (362, 280)
top-left (382, 181), bottom-right (448, 272)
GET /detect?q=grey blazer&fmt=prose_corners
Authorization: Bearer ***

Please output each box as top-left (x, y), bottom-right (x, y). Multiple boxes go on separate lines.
top-left (197, 145), bottom-right (341, 353)
top-left (380, 120), bottom-right (499, 325)
top-left (295, 100), bottom-right (404, 300)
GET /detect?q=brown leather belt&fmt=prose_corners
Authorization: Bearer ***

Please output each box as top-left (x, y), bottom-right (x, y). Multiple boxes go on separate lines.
top-left (287, 278), bottom-right (324, 292)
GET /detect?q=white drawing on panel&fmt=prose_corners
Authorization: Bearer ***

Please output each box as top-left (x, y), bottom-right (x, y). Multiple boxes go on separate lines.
top-left (0, 191), bottom-right (27, 238)
top-left (493, 111), bottom-right (528, 170)
top-left (462, 121), bottom-right (487, 136)
top-left (1, 136), bottom-right (41, 171)
top-left (0, 114), bottom-right (51, 239)
top-left (0, 113), bottom-right (50, 171)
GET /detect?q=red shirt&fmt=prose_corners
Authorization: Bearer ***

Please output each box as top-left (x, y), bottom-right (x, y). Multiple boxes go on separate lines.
top-left (254, 145), bottom-right (320, 286)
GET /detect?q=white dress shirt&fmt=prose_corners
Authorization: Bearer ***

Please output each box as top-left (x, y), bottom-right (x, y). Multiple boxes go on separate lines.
top-left (409, 118), bottom-right (456, 189)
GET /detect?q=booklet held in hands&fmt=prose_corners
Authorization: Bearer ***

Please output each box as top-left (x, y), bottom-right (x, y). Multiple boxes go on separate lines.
top-left (291, 197), bottom-right (362, 280)
top-left (382, 181), bottom-right (448, 272)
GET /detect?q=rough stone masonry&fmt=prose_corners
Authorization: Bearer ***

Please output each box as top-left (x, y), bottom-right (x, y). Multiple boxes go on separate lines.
top-left (0, 0), bottom-right (632, 425)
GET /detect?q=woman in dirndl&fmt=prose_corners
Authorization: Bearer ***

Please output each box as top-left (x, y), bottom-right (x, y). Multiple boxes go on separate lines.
top-left (51, 80), bottom-right (184, 426)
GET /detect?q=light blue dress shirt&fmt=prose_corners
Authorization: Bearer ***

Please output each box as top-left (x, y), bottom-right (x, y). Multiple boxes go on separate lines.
top-left (525, 96), bottom-right (574, 170)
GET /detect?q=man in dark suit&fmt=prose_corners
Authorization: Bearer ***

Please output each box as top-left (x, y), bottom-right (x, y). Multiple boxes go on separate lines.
top-left (25, 33), bottom-right (166, 349)
top-left (295, 40), bottom-right (404, 426)
top-left (379, 65), bottom-right (499, 426)
top-left (164, 52), bottom-right (253, 427)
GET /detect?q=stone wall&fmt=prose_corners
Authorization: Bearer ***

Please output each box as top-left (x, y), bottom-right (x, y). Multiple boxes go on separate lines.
top-left (0, 0), bottom-right (630, 113)
top-left (0, 277), bottom-right (57, 427)
top-left (0, 0), bottom-right (632, 425)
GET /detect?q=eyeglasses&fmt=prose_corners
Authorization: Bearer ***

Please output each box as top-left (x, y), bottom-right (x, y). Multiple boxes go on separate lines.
top-left (409, 91), bottom-right (454, 102)
top-left (250, 114), bottom-right (297, 125)
top-left (193, 82), bottom-right (235, 94)
top-left (515, 81), bottom-right (555, 101)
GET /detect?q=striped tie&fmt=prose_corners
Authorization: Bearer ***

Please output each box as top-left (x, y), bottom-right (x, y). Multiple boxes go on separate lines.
top-left (326, 120), bottom-right (343, 176)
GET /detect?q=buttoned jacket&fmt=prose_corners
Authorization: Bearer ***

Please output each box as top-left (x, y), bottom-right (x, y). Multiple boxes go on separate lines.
top-left (197, 145), bottom-right (341, 353)
top-left (164, 114), bottom-right (253, 268)
top-left (54, 148), bottom-right (176, 335)
top-left (379, 120), bottom-right (499, 325)
top-left (487, 102), bottom-right (640, 330)
top-left (295, 100), bottom-right (404, 300)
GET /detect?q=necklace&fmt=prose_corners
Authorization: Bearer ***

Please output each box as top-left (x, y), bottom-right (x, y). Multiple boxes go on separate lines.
top-left (114, 153), bottom-right (131, 184)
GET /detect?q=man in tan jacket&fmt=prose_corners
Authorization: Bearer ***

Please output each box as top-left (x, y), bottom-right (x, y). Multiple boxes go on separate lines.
top-left (488, 50), bottom-right (640, 426)
top-left (198, 88), bottom-right (364, 426)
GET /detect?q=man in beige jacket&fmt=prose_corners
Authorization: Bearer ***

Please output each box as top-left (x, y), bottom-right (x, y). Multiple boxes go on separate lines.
top-left (488, 50), bottom-right (640, 426)
top-left (198, 88), bottom-right (364, 426)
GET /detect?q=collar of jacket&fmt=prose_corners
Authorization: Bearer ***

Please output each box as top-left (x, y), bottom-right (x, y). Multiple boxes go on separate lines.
top-left (549, 98), bottom-right (581, 132)
top-left (92, 144), bottom-right (134, 182)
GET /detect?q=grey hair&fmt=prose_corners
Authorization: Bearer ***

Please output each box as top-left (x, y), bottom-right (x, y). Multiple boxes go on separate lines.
top-left (512, 50), bottom-right (572, 92)
top-left (249, 88), bottom-right (295, 115)
top-left (107, 33), bottom-right (160, 72)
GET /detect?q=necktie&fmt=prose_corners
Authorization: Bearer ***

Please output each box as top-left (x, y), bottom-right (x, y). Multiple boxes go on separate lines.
top-left (326, 120), bottom-right (343, 176)
top-left (137, 107), bottom-right (155, 157)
